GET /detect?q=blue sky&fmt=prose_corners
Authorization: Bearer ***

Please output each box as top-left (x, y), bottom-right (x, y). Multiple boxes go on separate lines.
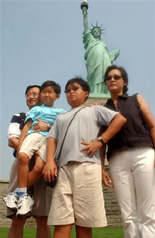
top-left (0, 0), bottom-right (154, 179)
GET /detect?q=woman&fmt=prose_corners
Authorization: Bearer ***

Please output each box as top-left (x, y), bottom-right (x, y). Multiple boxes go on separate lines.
top-left (102, 65), bottom-right (155, 238)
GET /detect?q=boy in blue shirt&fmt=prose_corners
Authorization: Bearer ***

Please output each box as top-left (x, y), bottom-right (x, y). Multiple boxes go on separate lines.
top-left (4, 80), bottom-right (66, 217)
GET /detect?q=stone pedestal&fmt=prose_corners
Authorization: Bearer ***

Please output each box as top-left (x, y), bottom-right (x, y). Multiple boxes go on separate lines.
top-left (85, 96), bottom-right (108, 106)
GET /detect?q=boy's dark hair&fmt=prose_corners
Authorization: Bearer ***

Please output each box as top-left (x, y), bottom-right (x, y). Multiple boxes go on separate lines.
top-left (104, 65), bottom-right (128, 94)
top-left (25, 85), bottom-right (40, 95)
top-left (65, 77), bottom-right (90, 100)
top-left (40, 81), bottom-right (61, 94)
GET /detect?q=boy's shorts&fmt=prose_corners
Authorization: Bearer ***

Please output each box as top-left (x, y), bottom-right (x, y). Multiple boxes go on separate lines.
top-left (7, 158), bottom-right (52, 218)
top-left (19, 133), bottom-right (46, 162)
top-left (48, 161), bottom-right (107, 228)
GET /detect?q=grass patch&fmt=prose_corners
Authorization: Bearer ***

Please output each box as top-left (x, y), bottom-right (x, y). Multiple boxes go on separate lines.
top-left (0, 226), bottom-right (123, 238)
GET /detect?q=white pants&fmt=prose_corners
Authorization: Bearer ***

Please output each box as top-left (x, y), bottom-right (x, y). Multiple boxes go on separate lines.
top-left (109, 147), bottom-right (155, 238)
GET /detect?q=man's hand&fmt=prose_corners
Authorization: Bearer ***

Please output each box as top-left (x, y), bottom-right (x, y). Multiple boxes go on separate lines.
top-left (33, 118), bottom-right (49, 132)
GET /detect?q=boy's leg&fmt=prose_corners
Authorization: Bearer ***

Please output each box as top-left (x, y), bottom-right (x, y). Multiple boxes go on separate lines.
top-left (4, 153), bottom-right (30, 211)
top-left (27, 156), bottom-right (45, 187)
top-left (18, 152), bottom-right (30, 188)
top-left (76, 226), bottom-right (92, 238)
top-left (18, 133), bottom-right (46, 188)
top-left (4, 159), bottom-right (19, 211)
top-left (54, 224), bottom-right (73, 238)
top-left (16, 153), bottom-right (34, 216)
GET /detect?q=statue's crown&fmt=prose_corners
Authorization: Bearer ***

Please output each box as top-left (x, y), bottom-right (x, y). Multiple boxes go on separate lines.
top-left (90, 22), bottom-right (105, 35)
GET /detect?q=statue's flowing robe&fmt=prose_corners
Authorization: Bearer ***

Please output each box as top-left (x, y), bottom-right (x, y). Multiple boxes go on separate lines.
top-left (83, 30), bottom-right (112, 94)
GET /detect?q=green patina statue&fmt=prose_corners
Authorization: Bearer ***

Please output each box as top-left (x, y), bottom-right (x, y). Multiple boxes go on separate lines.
top-left (81, 1), bottom-right (120, 96)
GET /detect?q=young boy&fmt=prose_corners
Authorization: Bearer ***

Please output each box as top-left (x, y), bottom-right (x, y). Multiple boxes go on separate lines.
top-left (43, 77), bottom-right (127, 238)
top-left (4, 80), bottom-right (66, 217)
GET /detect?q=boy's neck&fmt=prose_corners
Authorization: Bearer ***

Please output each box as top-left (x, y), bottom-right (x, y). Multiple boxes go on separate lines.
top-left (71, 103), bottom-right (85, 109)
top-left (43, 104), bottom-right (54, 108)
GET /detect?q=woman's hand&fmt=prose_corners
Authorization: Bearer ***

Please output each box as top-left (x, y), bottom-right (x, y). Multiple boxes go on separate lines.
top-left (102, 169), bottom-right (114, 188)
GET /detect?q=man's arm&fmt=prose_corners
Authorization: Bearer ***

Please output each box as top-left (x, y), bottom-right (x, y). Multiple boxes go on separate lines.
top-left (33, 118), bottom-right (50, 132)
top-left (8, 113), bottom-right (21, 150)
top-left (8, 137), bottom-right (19, 150)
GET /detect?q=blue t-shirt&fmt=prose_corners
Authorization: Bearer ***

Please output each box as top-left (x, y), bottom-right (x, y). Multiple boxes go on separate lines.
top-left (25, 105), bottom-right (66, 136)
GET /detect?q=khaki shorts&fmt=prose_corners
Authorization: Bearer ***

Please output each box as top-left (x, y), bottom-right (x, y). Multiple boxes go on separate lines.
top-left (48, 161), bottom-right (107, 227)
top-left (7, 158), bottom-right (52, 218)
top-left (19, 133), bottom-right (46, 162)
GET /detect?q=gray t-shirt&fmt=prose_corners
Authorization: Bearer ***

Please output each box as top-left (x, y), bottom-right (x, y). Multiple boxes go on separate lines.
top-left (47, 105), bottom-right (118, 167)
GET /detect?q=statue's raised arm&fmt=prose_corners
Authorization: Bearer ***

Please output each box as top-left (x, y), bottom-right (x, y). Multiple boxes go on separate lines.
top-left (80, 1), bottom-right (120, 96)
top-left (81, 1), bottom-right (89, 32)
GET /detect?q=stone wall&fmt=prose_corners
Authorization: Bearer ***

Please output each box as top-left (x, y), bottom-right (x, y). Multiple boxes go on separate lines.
top-left (103, 182), bottom-right (122, 226)
top-left (0, 167), bottom-right (122, 228)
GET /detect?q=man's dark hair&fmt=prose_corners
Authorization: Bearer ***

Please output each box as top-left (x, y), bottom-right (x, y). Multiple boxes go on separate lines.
top-left (104, 65), bottom-right (128, 94)
top-left (25, 85), bottom-right (40, 95)
top-left (65, 76), bottom-right (90, 95)
top-left (40, 81), bottom-right (61, 94)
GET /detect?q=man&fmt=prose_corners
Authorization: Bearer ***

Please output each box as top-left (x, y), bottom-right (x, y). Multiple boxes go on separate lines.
top-left (6, 85), bottom-right (51, 238)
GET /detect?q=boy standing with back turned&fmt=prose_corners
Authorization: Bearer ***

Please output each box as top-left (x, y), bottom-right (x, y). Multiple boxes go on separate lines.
top-left (43, 77), bottom-right (126, 238)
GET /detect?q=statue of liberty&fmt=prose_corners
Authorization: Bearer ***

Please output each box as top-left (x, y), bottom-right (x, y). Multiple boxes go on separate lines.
top-left (81, 1), bottom-right (120, 96)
